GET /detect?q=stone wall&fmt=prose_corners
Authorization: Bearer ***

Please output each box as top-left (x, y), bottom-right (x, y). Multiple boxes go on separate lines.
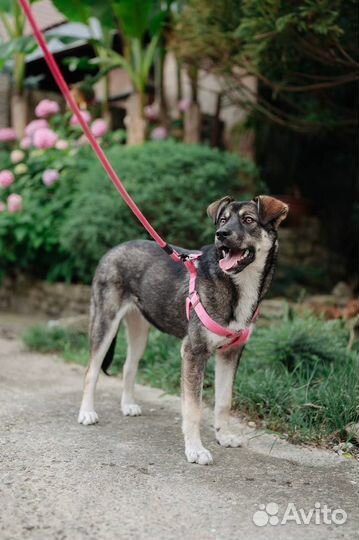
top-left (276, 217), bottom-right (344, 294)
top-left (278, 217), bottom-right (331, 269)
top-left (0, 275), bottom-right (91, 317)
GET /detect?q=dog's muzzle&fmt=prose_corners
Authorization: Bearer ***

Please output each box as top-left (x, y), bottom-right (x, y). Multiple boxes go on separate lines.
top-left (217, 245), bottom-right (255, 273)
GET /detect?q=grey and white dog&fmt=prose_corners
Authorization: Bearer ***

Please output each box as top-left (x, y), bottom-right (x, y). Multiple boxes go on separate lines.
top-left (78, 195), bottom-right (288, 465)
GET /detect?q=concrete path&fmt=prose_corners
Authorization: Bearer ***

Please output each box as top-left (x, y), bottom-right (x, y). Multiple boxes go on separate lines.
top-left (0, 336), bottom-right (358, 540)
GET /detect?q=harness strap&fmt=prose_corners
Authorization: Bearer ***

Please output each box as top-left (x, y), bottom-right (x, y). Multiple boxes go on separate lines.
top-left (185, 255), bottom-right (260, 350)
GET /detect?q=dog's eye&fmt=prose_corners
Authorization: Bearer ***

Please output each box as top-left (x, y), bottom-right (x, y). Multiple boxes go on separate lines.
top-left (219, 217), bottom-right (227, 225)
top-left (244, 216), bottom-right (254, 224)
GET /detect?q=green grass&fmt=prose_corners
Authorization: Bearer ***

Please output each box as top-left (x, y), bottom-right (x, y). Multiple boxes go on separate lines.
top-left (24, 325), bottom-right (89, 364)
top-left (23, 314), bottom-right (359, 445)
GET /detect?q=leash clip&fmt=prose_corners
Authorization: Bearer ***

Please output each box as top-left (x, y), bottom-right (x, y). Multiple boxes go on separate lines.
top-left (180, 252), bottom-right (202, 262)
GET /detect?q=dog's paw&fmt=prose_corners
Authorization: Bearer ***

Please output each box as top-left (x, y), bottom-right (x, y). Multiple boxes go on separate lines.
top-left (216, 429), bottom-right (243, 448)
top-left (78, 410), bottom-right (99, 425)
top-left (185, 446), bottom-right (213, 465)
top-left (122, 403), bottom-right (142, 417)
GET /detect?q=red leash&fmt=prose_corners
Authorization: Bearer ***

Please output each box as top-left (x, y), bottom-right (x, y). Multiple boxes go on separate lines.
top-left (18, 0), bottom-right (258, 349)
top-left (17, 0), bottom-right (181, 263)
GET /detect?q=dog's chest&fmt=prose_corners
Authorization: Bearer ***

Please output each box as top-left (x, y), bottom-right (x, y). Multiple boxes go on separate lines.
top-left (204, 265), bottom-right (263, 350)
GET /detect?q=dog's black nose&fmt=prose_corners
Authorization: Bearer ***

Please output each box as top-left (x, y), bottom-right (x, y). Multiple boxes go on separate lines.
top-left (216, 229), bottom-right (232, 240)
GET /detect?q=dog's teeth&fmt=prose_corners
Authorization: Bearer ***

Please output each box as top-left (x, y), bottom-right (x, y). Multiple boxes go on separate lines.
top-left (222, 250), bottom-right (226, 258)
top-left (244, 249), bottom-right (249, 257)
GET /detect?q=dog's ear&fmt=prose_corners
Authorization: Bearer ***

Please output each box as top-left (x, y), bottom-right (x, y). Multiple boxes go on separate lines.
top-left (207, 196), bottom-right (234, 224)
top-left (255, 195), bottom-right (289, 228)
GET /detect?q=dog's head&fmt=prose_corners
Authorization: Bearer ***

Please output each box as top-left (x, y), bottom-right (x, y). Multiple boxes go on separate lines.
top-left (207, 195), bottom-right (288, 274)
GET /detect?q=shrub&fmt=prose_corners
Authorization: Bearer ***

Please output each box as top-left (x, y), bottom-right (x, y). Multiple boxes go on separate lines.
top-left (0, 145), bottom-right (92, 281)
top-left (0, 115), bottom-right (258, 283)
top-left (0, 99), bottom-right (125, 282)
top-left (60, 140), bottom-right (258, 282)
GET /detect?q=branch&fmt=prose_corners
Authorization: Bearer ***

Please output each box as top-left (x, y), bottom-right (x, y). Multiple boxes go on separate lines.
top-left (336, 42), bottom-right (359, 67)
top-left (238, 59), bottom-right (358, 94)
top-left (298, 36), bottom-right (359, 69)
top-left (223, 77), bottom-right (357, 133)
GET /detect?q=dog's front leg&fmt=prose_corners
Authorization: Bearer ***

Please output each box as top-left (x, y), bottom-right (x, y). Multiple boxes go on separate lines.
top-left (181, 338), bottom-right (212, 465)
top-left (215, 348), bottom-right (244, 447)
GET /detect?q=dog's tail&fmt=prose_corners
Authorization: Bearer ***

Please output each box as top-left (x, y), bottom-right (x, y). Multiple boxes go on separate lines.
top-left (101, 334), bottom-right (118, 376)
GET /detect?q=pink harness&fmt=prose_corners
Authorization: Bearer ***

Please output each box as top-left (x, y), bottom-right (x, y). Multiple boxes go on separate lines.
top-left (184, 255), bottom-right (259, 351)
top-left (19, 0), bottom-right (260, 351)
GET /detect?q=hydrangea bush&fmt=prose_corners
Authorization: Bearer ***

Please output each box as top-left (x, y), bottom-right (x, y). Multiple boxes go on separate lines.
top-left (0, 99), bottom-right (124, 281)
top-left (0, 99), bottom-right (126, 215)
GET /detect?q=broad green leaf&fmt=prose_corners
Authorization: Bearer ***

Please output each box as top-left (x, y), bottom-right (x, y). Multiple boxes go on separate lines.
top-left (52, 0), bottom-right (115, 29)
top-left (51, 0), bottom-right (92, 24)
top-left (0, 0), bottom-right (40, 12)
top-left (112, 0), bottom-right (153, 39)
top-left (142, 33), bottom-right (159, 81)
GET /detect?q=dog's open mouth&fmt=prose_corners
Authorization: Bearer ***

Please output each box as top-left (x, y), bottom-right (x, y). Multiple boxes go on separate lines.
top-left (218, 246), bottom-right (255, 272)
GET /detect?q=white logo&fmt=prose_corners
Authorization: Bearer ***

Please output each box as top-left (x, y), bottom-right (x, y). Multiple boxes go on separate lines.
top-left (252, 502), bottom-right (347, 527)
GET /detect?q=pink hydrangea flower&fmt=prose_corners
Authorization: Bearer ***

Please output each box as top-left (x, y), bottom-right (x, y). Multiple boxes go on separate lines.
top-left (35, 99), bottom-right (60, 118)
top-left (14, 163), bottom-right (28, 175)
top-left (70, 111), bottom-right (91, 127)
top-left (25, 119), bottom-right (49, 137)
top-left (20, 136), bottom-right (32, 150)
top-left (150, 126), bottom-right (168, 141)
top-left (10, 149), bottom-right (25, 164)
top-left (91, 119), bottom-right (108, 138)
top-left (0, 201), bottom-right (6, 212)
top-left (144, 103), bottom-right (159, 121)
top-left (0, 170), bottom-right (14, 188)
top-left (0, 128), bottom-right (17, 142)
top-left (7, 193), bottom-right (22, 213)
top-left (33, 128), bottom-right (58, 149)
top-left (178, 98), bottom-right (192, 112)
top-left (42, 169), bottom-right (60, 187)
top-left (55, 139), bottom-right (69, 150)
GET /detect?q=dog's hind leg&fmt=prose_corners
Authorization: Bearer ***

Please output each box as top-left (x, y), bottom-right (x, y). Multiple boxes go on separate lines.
top-left (214, 348), bottom-right (243, 447)
top-left (181, 338), bottom-right (212, 465)
top-left (121, 309), bottom-right (150, 416)
top-left (78, 296), bottom-right (128, 426)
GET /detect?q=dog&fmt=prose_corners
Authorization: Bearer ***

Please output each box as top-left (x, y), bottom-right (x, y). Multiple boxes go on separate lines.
top-left (78, 195), bottom-right (288, 465)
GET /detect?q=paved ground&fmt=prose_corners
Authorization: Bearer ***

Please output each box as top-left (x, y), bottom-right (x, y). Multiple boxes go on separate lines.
top-left (0, 331), bottom-right (358, 540)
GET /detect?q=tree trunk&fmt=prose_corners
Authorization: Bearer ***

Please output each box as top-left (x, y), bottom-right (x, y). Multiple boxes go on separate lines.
top-left (210, 92), bottom-right (223, 148)
top-left (101, 74), bottom-right (112, 129)
top-left (11, 92), bottom-right (27, 138)
top-left (184, 103), bottom-right (201, 144)
top-left (156, 51), bottom-right (169, 127)
top-left (176, 58), bottom-right (183, 102)
top-left (126, 92), bottom-right (146, 146)
top-left (184, 66), bottom-right (201, 143)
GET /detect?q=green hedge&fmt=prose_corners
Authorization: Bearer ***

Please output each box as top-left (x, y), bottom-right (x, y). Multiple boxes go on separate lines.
top-left (60, 141), bottom-right (259, 282)
top-left (0, 141), bottom-right (259, 283)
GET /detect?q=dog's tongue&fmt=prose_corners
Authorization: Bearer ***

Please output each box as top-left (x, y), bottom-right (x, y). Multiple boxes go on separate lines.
top-left (219, 252), bottom-right (241, 271)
